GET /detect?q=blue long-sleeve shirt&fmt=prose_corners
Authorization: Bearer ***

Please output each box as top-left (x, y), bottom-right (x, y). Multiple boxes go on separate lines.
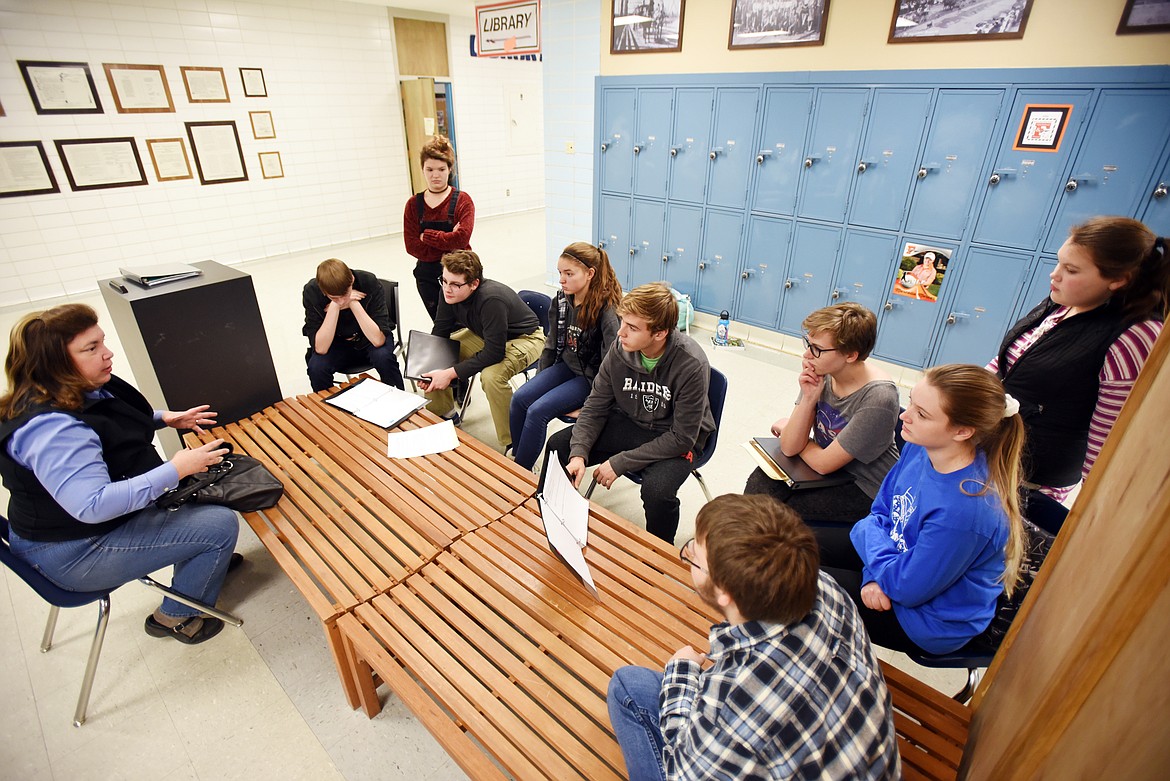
top-left (850, 443), bottom-right (1007, 654)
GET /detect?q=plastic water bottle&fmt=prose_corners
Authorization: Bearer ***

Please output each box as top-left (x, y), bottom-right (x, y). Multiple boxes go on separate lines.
top-left (715, 310), bottom-right (730, 346)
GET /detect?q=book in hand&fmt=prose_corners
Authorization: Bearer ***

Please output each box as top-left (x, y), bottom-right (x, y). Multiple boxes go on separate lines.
top-left (323, 377), bottom-right (426, 429)
top-left (118, 263), bottom-right (203, 287)
top-left (538, 454), bottom-right (598, 600)
top-left (405, 330), bottom-right (460, 382)
top-left (746, 437), bottom-right (854, 491)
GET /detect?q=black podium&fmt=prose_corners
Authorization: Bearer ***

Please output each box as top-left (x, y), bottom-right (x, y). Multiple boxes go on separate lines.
top-left (100, 260), bottom-right (282, 455)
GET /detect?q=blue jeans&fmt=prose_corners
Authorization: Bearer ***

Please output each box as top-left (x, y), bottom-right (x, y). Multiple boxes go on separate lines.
top-left (307, 337), bottom-right (403, 392)
top-left (9, 503), bottom-right (239, 619)
top-left (608, 666), bottom-right (667, 781)
top-left (508, 362), bottom-right (591, 469)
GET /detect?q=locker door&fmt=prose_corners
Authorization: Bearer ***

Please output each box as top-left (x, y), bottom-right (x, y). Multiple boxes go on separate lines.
top-left (628, 199), bottom-right (667, 290)
top-left (694, 210), bottom-right (744, 314)
top-left (1014, 256), bottom-right (1057, 324)
top-left (669, 88), bottom-right (714, 203)
top-left (777, 223), bottom-right (841, 335)
top-left (1045, 91), bottom-right (1170, 252)
top-left (933, 248), bottom-right (1032, 366)
top-left (663, 204), bottom-right (703, 298)
top-left (751, 87), bottom-right (813, 216)
top-left (632, 88), bottom-right (673, 199)
top-left (850, 89), bottom-right (931, 231)
top-left (598, 194), bottom-right (632, 287)
top-left (706, 88), bottom-right (760, 210)
top-left (873, 239), bottom-right (957, 368)
top-left (833, 230), bottom-right (901, 316)
top-left (972, 89), bottom-right (1092, 249)
top-left (796, 88), bottom-right (869, 223)
top-left (1140, 153), bottom-right (1170, 237)
top-left (738, 216), bottom-right (794, 328)
top-left (904, 89), bottom-right (1004, 240)
top-left (599, 88), bottom-right (635, 194)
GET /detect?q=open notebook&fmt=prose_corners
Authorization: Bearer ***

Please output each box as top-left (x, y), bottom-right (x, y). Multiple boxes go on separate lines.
top-left (323, 377), bottom-right (425, 429)
top-left (538, 455), bottom-right (598, 600)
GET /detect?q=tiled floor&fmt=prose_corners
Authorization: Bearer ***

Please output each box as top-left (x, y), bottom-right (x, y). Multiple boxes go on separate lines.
top-left (0, 209), bottom-right (963, 780)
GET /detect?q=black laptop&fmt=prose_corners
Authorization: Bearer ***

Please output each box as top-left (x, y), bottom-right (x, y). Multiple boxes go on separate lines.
top-left (404, 330), bottom-right (460, 382)
top-left (751, 437), bottom-right (854, 491)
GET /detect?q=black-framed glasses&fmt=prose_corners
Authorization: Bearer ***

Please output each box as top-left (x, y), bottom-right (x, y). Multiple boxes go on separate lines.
top-left (679, 538), bottom-right (707, 573)
top-left (440, 278), bottom-right (471, 291)
top-left (802, 334), bottom-right (838, 359)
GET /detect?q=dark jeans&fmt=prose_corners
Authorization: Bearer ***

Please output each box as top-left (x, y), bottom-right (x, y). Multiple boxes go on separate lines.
top-left (542, 411), bottom-right (699, 545)
top-left (413, 259), bottom-right (442, 322)
top-left (744, 467), bottom-right (873, 524)
top-left (307, 337), bottom-right (403, 392)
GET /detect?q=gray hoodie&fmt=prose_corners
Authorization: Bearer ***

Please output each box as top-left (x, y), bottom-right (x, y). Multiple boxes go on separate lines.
top-left (570, 329), bottom-right (715, 476)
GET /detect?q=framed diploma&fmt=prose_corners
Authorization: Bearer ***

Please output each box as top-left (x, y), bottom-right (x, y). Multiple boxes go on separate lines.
top-left (146, 138), bottom-right (194, 181)
top-left (18, 61), bottom-right (103, 115)
top-left (249, 111), bottom-right (276, 139)
top-left (103, 63), bottom-right (175, 113)
top-left (185, 121), bottom-right (248, 184)
top-left (180, 66), bottom-right (230, 103)
top-left (0, 141), bottom-right (61, 198)
top-left (240, 67), bottom-right (267, 97)
top-left (54, 138), bottom-right (148, 192)
top-left (258, 151), bottom-right (284, 179)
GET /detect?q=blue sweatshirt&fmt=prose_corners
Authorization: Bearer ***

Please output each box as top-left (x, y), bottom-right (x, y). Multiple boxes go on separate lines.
top-left (850, 443), bottom-right (1008, 654)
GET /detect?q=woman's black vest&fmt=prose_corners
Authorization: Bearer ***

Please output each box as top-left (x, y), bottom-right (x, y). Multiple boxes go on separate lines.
top-left (0, 376), bottom-right (164, 541)
top-left (996, 299), bottom-right (1132, 487)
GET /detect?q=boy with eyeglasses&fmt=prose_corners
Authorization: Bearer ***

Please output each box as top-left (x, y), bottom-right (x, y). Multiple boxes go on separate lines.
top-left (421, 250), bottom-right (544, 448)
top-left (607, 493), bottom-right (900, 780)
top-left (745, 303), bottom-right (899, 544)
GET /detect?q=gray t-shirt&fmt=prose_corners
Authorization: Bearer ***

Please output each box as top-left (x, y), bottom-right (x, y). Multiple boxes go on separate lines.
top-left (801, 378), bottom-right (900, 498)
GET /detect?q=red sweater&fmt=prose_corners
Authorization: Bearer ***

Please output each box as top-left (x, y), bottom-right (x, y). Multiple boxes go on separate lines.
top-left (402, 188), bottom-right (475, 263)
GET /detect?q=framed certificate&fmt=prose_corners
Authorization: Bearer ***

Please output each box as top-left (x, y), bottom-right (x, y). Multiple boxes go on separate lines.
top-left (54, 138), bottom-right (148, 191)
top-left (0, 141), bottom-right (61, 198)
top-left (103, 63), bottom-right (175, 113)
top-left (249, 111), bottom-right (276, 139)
top-left (18, 60), bottom-right (103, 114)
top-left (240, 67), bottom-right (267, 97)
top-left (259, 151), bottom-right (284, 179)
top-left (146, 138), bottom-right (194, 181)
top-left (185, 121), bottom-right (248, 184)
top-left (180, 66), bottom-right (230, 103)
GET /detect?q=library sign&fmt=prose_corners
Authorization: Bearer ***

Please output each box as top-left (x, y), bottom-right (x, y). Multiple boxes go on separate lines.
top-left (475, 0), bottom-right (541, 56)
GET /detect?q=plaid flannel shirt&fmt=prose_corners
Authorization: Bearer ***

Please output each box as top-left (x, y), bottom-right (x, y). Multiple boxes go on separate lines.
top-left (660, 572), bottom-right (900, 780)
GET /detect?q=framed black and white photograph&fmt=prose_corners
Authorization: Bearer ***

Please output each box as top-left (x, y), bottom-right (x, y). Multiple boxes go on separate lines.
top-left (54, 138), bottom-right (148, 192)
top-left (888, 0), bottom-right (1034, 43)
top-left (0, 141), bottom-right (61, 198)
top-left (185, 121), bottom-right (248, 185)
top-left (239, 67), bottom-right (267, 97)
top-left (611, 0), bottom-right (685, 54)
top-left (1118, 0), bottom-right (1170, 33)
top-left (729, 0), bottom-right (830, 49)
top-left (18, 61), bottom-right (103, 115)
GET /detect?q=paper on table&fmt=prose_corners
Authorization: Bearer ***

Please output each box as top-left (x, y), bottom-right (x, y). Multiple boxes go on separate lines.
top-left (325, 377), bottom-right (425, 429)
top-left (385, 419), bottom-right (459, 459)
top-left (538, 457), bottom-right (597, 599)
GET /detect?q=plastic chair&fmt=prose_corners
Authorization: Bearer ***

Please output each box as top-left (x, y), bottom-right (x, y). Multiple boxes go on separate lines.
top-left (584, 366), bottom-right (728, 503)
top-left (0, 514), bottom-right (241, 727)
top-left (307, 278), bottom-right (405, 383)
top-left (907, 637), bottom-right (997, 704)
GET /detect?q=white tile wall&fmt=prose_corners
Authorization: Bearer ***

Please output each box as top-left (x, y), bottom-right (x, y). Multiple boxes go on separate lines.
top-left (0, 0), bottom-right (546, 307)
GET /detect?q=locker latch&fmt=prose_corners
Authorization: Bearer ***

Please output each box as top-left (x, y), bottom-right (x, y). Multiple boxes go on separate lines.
top-left (856, 160), bottom-right (875, 174)
top-left (917, 163), bottom-right (940, 180)
top-left (709, 147), bottom-right (724, 161)
top-left (989, 168), bottom-right (1017, 185)
top-left (1154, 183), bottom-right (1168, 200)
top-left (756, 150), bottom-right (773, 165)
top-left (803, 154), bottom-right (822, 168)
top-left (1065, 173), bottom-right (1097, 192)
top-left (945, 312), bottom-right (970, 325)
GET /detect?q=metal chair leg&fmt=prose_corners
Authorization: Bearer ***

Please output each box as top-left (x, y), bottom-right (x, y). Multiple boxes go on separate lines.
top-left (953, 667), bottom-right (982, 704)
top-left (41, 604), bottom-right (61, 652)
top-left (585, 476), bottom-right (598, 500)
top-left (692, 471), bottom-right (714, 503)
top-left (73, 596), bottom-right (110, 727)
top-left (138, 577), bottom-right (243, 627)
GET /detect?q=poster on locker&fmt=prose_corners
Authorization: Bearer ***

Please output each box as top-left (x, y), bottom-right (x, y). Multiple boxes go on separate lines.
top-left (891, 243), bottom-right (950, 302)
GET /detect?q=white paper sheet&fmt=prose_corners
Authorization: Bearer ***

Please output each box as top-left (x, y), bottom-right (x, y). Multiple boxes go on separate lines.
top-left (385, 419), bottom-right (459, 459)
top-left (538, 458), bottom-right (597, 599)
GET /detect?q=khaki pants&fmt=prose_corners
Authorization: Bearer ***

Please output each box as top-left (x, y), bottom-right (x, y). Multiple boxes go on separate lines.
top-left (426, 328), bottom-right (545, 447)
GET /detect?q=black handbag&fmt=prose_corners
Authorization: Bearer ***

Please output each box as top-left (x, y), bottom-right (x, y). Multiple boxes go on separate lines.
top-left (156, 447), bottom-right (284, 512)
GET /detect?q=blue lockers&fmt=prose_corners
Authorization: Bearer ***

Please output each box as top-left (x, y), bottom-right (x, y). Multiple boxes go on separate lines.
top-left (595, 67), bottom-right (1170, 370)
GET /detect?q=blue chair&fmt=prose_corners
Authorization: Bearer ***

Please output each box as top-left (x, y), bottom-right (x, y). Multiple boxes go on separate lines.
top-left (585, 366), bottom-right (728, 503)
top-left (0, 513), bottom-right (241, 726)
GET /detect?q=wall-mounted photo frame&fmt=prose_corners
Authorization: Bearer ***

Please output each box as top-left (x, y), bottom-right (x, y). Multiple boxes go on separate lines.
top-left (1012, 104), bottom-right (1073, 153)
top-left (0, 141), bottom-right (61, 198)
top-left (249, 111), bottom-right (276, 140)
top-left (888, 0), bottom-right (1033, 43)
top-left (180, 66), bottom-right (230, 103)
top-left (54, 138), bottom-right (148, 192)
top-left (145, 138), bottom-right (194, 181)
top-left (729, 0), bottom-right (830, 49)
top-left (185, 121), bottom-right (248, 185)
top-left (18, 61), bottom-right (103, 114)
top-left (103, 63), bottom-right (174, 113)
top-left (240, 67), bottom-right (267, 97)
top-left (258, 151), bottom-right (284, 179)
top-left (611, 0), bottom-right (684, 54)
top-left (1117, 0), bottom-right (1170, 33)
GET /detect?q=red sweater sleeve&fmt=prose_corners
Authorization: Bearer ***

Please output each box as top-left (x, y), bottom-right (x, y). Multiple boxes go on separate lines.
top-left (403, 194), bottom-right (428, 260)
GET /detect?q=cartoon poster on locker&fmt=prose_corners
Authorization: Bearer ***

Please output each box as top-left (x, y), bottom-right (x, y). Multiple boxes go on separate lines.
top-left (891, 243), bottom-right (950, 302)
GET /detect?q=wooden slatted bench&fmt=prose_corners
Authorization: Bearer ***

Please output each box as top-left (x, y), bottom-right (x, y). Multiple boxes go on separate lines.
top-left (882, 661), bottom-right (971, 781)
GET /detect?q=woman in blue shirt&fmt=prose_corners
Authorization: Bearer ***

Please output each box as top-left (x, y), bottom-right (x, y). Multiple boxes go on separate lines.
top-left (0, 304), bottom-right (240, 644)
top-left (822, 364), bottom-right (1026, 655)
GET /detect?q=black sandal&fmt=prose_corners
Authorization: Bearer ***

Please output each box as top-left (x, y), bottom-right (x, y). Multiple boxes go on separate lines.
top-left (144, 615), bottom-right (225, 645)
